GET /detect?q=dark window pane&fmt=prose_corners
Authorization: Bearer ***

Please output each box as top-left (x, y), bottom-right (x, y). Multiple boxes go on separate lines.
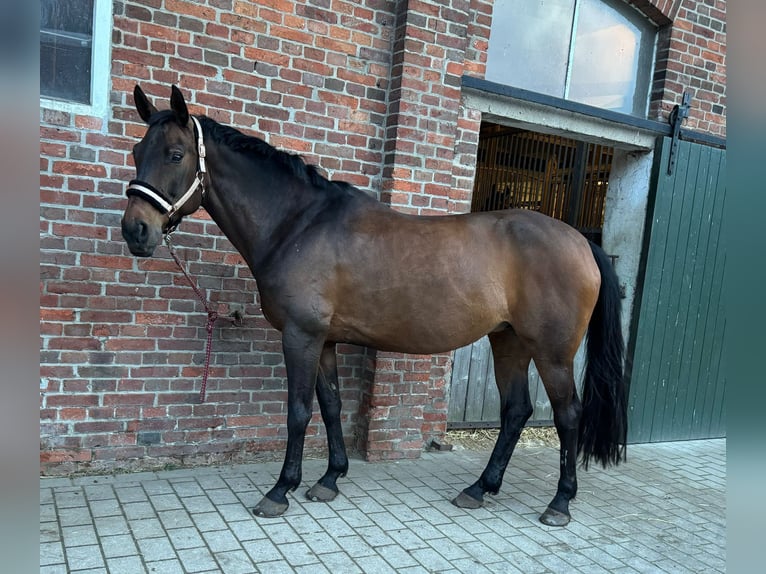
top-left (40, 0), bottom-right (94, 104)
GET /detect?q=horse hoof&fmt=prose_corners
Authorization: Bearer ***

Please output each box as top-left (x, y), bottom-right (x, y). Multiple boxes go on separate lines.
top-left (252, 496), bottom-right (289, 518)
top-left (539, 507), bottom-right (570, 527)
top-left (306, 483), bottom-right (338, 502)
top-left (452, 491), bottom-right (484, 509)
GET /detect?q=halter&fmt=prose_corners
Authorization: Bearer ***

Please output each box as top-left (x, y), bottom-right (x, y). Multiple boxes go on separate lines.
top-left (126, 115), bottom-right (207, 230)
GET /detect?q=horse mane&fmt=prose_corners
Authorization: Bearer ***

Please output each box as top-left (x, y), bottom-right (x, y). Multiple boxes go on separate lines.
top-left (148, 111), bottom-right (355, 196)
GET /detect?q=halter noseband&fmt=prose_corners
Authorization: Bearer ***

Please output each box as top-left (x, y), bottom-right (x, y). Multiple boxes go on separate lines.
top-left (126, 116), bottom-right (207, 229)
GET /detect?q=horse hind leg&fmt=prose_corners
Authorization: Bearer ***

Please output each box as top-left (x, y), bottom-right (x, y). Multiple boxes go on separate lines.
top-left (453, 329), bottom-right (533, 509)
top-left (306, 343), bottom-right (349, 503)
top-left (534, 358), bottom-right (582, 527)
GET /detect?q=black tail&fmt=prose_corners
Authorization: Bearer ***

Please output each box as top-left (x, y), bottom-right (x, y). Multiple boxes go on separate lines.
top-left (578, 241), bottom-right (628, 469)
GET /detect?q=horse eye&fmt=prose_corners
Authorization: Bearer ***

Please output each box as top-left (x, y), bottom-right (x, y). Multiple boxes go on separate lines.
top-left (170, 151), bottom-right (184, 163)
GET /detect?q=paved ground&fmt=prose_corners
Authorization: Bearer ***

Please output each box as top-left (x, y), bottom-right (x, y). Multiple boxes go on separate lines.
top-left (41, 438), bottom-right (725, 573)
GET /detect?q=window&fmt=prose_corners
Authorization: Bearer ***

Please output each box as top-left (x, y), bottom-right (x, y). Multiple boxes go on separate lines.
top-left (40, 0), bottom-right (111, 115)
top-left (486, 0), bottom-right (657, 117)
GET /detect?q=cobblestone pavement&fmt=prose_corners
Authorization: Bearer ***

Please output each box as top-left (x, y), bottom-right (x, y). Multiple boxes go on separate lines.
top-left (41, 438), bottom-right (725, 573)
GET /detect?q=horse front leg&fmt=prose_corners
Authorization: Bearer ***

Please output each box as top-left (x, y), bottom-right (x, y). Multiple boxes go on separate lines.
top-left (306, 342), bottom-right (349, 503)
top-left (252, 326), bottom-right (324, 518)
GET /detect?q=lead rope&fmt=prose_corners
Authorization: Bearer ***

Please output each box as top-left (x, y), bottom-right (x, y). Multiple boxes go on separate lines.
top-left (164, 233), bottom-right (238, 403)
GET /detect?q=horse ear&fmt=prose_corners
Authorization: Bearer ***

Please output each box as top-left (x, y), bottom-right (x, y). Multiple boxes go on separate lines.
top-left (170, 85), bottom-right (190, 127)
top-left (133, 85), bottom-right (157, 123)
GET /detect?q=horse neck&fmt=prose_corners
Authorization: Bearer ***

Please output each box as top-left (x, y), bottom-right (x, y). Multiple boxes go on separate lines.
top-left (200, 137), bottom-right (321, 273)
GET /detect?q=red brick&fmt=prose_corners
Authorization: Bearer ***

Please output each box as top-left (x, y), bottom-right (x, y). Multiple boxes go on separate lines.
top-left (52, 161), bottom-right (107, 178)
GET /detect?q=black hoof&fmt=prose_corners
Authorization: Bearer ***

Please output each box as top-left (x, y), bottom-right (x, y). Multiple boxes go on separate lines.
top-left (252, 496), bottom-right (289, 518)
top-left (306, 483), bottom-right (338, 502)
top-left (452, 490), bottom-right (484, 509)
top-left (539, 506), bottom-right (571, 527)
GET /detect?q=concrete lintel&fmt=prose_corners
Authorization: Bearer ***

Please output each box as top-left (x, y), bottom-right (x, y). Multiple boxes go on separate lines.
top-left (462, 89), bottom-right (658, 151)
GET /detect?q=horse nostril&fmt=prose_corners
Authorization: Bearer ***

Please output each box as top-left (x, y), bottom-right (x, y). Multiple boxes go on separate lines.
top-left (122, 216), bottom-right (149, 244)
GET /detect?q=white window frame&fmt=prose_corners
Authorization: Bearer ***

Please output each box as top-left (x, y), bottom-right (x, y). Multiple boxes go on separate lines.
top-left (40, 0), bottom-right (112, 117)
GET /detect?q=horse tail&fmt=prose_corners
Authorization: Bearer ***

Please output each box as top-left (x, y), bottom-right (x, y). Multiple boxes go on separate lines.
top-left (577, 241), bottom-right (628, 470)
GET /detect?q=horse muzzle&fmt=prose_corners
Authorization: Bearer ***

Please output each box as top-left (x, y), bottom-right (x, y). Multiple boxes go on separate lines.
top-left (121, 212), bottom-right (163, 257)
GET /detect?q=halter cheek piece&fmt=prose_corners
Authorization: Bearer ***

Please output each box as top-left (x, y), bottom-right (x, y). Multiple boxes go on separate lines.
top-left (126, 116), bottom-right (207, 232)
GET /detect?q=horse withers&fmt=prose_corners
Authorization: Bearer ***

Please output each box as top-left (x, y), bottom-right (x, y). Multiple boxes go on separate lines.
top-left (121, 85), bottom-right (628, 527)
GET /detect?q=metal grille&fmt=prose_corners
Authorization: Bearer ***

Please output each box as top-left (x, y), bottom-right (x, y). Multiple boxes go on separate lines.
top-left (471, 125), bottom-right (613, 241)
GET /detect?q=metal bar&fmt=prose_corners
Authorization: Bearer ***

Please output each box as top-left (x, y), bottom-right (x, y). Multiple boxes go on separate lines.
top-left (563, 0), bottom-right (581, 99)
top-left (566, 141), bottom-right (587, 227)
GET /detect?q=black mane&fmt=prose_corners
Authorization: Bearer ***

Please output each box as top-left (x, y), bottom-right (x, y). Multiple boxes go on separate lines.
top-left (148, 110), bottom-right (354, 194)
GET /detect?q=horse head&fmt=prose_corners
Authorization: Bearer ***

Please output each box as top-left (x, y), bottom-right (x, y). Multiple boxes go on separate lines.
top-left (121, 85), bottom-right (206, 257)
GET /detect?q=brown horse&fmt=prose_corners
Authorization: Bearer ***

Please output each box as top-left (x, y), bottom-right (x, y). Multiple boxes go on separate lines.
top-left (121, 85), bottom-right (627, 527)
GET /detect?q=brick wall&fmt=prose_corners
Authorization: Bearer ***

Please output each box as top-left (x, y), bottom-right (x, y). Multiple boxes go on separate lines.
top-left (643, 0), bottom-right (727, 136)
top-left (40, 0), bottom-right (725, 474)
top-left (41, 0), bottom-right (401, 475)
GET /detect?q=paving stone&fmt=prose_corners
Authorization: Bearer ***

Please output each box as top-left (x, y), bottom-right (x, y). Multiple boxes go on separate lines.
top-left (175, 546), bottom-right (219, 573)
top-left (241, 538), bottom-right (283, 563)
top-left (157, 509), bottom-right (194, 530)
top-left (123, 501), bottom-right (158, 520)
top-left (201, 528), bottom-right (243, 553)
top-left (41, 522), bottom-right (60, 543)
top-left (61, 525), bottom-right (99, 548)
top-left (299, 530), bottom-right (343, 555)
top-left (275, 540), bottom-right (320, 566)
top-left (64, 544), bottom-right (105, 570)
top-left (167, 526), bottom-right (206, 550)
top-left (137, 536), bottom-right (177, 562)
top-left (318, 551), bottom-right (364, 573)
top-left (93, 515), bottom-right (130, 537)
top-left (294, 562), bottom-right (332, 574)
top-left (191, 511), bottom-right (228, 532)
top-left (105, 555), bottom-right (147, 573)
top-left (57, 506), bottom-right (93, 527)
top-left (88, 499), bottom-right (121, 518)
top-left (355, 553), bottom-right (399, 574)
top-left (99, 533), bottom-right (138, 558)
top-left (40, 541), bottom-right (65, 566)
top-left (128, 517), bottom-right (167, 539)
top-left (213, 549), bottom-right (257, 574)
top-left (149, 493), bottom-right (184, 511)
top-left (409, 546), bottom-right (456, 571)
top-left (143, 559), bottom-right (186, 574)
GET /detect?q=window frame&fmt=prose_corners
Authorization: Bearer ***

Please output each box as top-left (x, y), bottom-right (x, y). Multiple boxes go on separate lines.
top-left (39, 0), bottom-right (112, 117)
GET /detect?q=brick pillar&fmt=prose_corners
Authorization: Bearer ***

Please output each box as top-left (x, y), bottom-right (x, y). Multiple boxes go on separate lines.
top-left (359, 0), bottom-right (476, 461)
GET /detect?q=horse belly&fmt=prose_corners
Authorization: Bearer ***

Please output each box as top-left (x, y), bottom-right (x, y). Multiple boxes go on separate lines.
top-left (329, 283), bottom-right (507, 354)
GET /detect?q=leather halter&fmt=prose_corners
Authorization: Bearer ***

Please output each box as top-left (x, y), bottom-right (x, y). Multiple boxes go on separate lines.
top-left (126, 116), bottom-right (207, 229)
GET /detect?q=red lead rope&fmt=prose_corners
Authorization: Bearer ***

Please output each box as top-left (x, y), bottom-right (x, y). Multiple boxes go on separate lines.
top-left (164, 234), bottom-right (236, 403)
